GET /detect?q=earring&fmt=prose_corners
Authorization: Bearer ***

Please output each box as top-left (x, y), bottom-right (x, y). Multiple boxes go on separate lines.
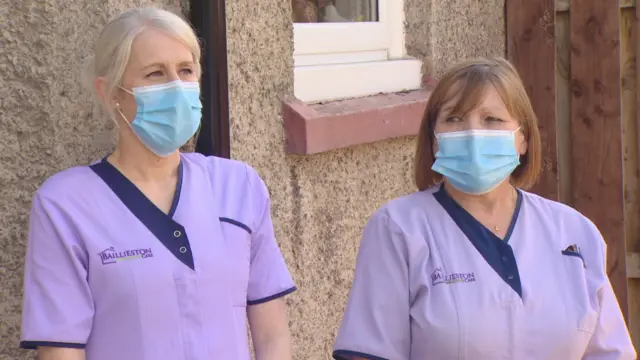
top-left (111, 102), bottom-right (123, 129)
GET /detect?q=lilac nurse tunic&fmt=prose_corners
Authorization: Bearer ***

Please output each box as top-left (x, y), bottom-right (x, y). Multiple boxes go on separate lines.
top-left (20, 152), bottom-right (296, 360)
top-left (333, 185), bottom-right (635, 360)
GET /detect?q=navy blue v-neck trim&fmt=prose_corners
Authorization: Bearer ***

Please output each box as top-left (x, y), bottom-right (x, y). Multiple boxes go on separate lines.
top-left (167, 162), bottom-right (183, 218)
top-left (433, 185), bottom-right (523, 298)
top-left (90, 158), bottom-right (195, 270)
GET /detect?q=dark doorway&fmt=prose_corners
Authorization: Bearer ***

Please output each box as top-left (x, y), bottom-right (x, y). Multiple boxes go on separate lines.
top-left (190, 0), bottom-right (231, 158)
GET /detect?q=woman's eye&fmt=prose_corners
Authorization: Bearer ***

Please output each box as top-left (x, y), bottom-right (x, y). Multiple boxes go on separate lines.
top-left (445, 116), bottom-right (461, 122)
top-left (146, 71), bottom-right (163, 77)
top-left (180, 68), bottom-right (194, 75)
top-left (486, 116), bottom-right (503, 122)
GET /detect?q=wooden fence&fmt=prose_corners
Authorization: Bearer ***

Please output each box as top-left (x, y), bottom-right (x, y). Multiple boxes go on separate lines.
top-left (507, 0), bottom-right (640, 346)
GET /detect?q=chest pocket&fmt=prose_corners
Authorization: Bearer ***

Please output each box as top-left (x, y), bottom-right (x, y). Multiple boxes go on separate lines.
top-left (220, 217), bottom-right (252, 307)
top-left (561, 252), bottom-right (598, 334)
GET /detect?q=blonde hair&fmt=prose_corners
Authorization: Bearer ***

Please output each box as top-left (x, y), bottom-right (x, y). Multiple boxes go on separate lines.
top-left (414, 56), bottom-right (542, 190)
top-left (84, 7), bottom-right (201, 108)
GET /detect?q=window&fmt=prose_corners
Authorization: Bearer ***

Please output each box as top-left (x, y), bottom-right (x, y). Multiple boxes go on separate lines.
top-left (292, 0), bottom-right (422, 103)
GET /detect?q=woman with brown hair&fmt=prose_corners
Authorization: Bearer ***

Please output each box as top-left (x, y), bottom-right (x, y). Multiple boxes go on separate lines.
top-left (332, 57), bottom-right (635, 360)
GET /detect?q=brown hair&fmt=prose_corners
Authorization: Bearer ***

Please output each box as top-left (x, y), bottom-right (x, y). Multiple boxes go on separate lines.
top-left (414, 56), bottom-right (542, 191)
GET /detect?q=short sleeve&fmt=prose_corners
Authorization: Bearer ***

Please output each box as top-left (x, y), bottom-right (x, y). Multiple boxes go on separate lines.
top-left (245, 167), bottom-right (296, 305)
top-left (20, 193), bottom-right (94, 349)
top-left (583, 238), bottom-right (636, 359)
top-left (333, 210), bottom-right (411, 360)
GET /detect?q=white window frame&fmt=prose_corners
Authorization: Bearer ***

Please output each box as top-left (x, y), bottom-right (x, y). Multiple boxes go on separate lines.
top-left (293, 0), bottom-right (422, 103)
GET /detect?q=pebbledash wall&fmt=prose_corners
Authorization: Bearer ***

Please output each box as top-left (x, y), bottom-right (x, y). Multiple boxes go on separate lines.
top-left (0, 0), bottom-right (504, 359)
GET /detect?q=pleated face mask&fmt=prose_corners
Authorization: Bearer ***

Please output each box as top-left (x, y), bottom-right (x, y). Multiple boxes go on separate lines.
top-left (119, 80), bottom-right (202, 157)
top-left (431, 128), bottom-right (521, 194)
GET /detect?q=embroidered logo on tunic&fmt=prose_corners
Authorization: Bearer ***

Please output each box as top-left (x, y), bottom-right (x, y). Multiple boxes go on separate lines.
top-left (98, 246), bottom-right (154, 265)
top-left (431, 268), bottom-right (476, 286)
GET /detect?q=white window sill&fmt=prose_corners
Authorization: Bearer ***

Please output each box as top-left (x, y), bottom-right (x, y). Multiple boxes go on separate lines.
top-left (293, 58), bottom-right (423, 103)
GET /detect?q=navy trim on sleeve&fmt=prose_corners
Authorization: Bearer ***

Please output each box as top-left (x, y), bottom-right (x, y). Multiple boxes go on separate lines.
top-left (20, 341), bottom-right (86, 350)
top-left (219, 217), bottom-right (252, 234)
top-left (247, 286), bottom-right (297, 306)
top-left (332, 350), bottom-right (389, 360)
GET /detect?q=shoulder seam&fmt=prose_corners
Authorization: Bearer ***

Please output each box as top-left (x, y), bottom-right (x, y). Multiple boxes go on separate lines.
top-left (243, 163), bottom-right (259, 231)
top-left (381, 210), bottom-right (404, 236)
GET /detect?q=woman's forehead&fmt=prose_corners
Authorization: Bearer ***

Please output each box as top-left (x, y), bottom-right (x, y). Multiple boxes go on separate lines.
top-left (128, 28), bottom-right (193, 69)
top-left (439, 83), bottom-right (508, 116)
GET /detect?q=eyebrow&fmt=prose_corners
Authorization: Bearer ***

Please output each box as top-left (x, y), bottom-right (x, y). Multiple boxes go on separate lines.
top-left (477, 104), bottom-right (502, 111)
top-left (141, 60), bottom-right (195, 70)
top-left (477, 106), bottom-right (509, 115)
top-left (439, 105), bottom-right (509, 118)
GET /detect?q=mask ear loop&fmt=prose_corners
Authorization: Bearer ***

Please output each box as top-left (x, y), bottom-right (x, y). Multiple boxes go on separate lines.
top-left (113, 86), bottom-right (136, 129)
top-left (114, 99), bottom-right (155, 154)
top-left (114, 90), bottom-right (156, 156)
top-left (513, 126), bottom-right (523, 160)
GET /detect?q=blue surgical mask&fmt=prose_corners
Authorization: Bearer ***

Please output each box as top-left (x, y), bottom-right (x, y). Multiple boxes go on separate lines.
top-left (431, 128), bottom-right (521, 194)
top-left (118, 80), bottom-right (202, 157)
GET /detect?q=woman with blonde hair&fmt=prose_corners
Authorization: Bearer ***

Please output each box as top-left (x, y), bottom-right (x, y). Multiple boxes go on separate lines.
top-left (333, 57), bottom-right (635, 359)
top-left (20, 7), bottom-right (295, 360)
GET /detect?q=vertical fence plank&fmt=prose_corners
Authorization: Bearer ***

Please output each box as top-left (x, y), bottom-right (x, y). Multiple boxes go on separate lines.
top-left (506, 0), bottom-right (558, 200)
top-left (638, 4), bottom-right (640, 174)
top-left (629, 2), bottom-right (640, 345)
top-left (555, 8), bottom-right (572, 205)
top-left (637, 0), bottom-right (640, 210)
top-left (621, 5), bottom-right (640, 343)
top-left (570, 0), bottom-right (628, 318)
